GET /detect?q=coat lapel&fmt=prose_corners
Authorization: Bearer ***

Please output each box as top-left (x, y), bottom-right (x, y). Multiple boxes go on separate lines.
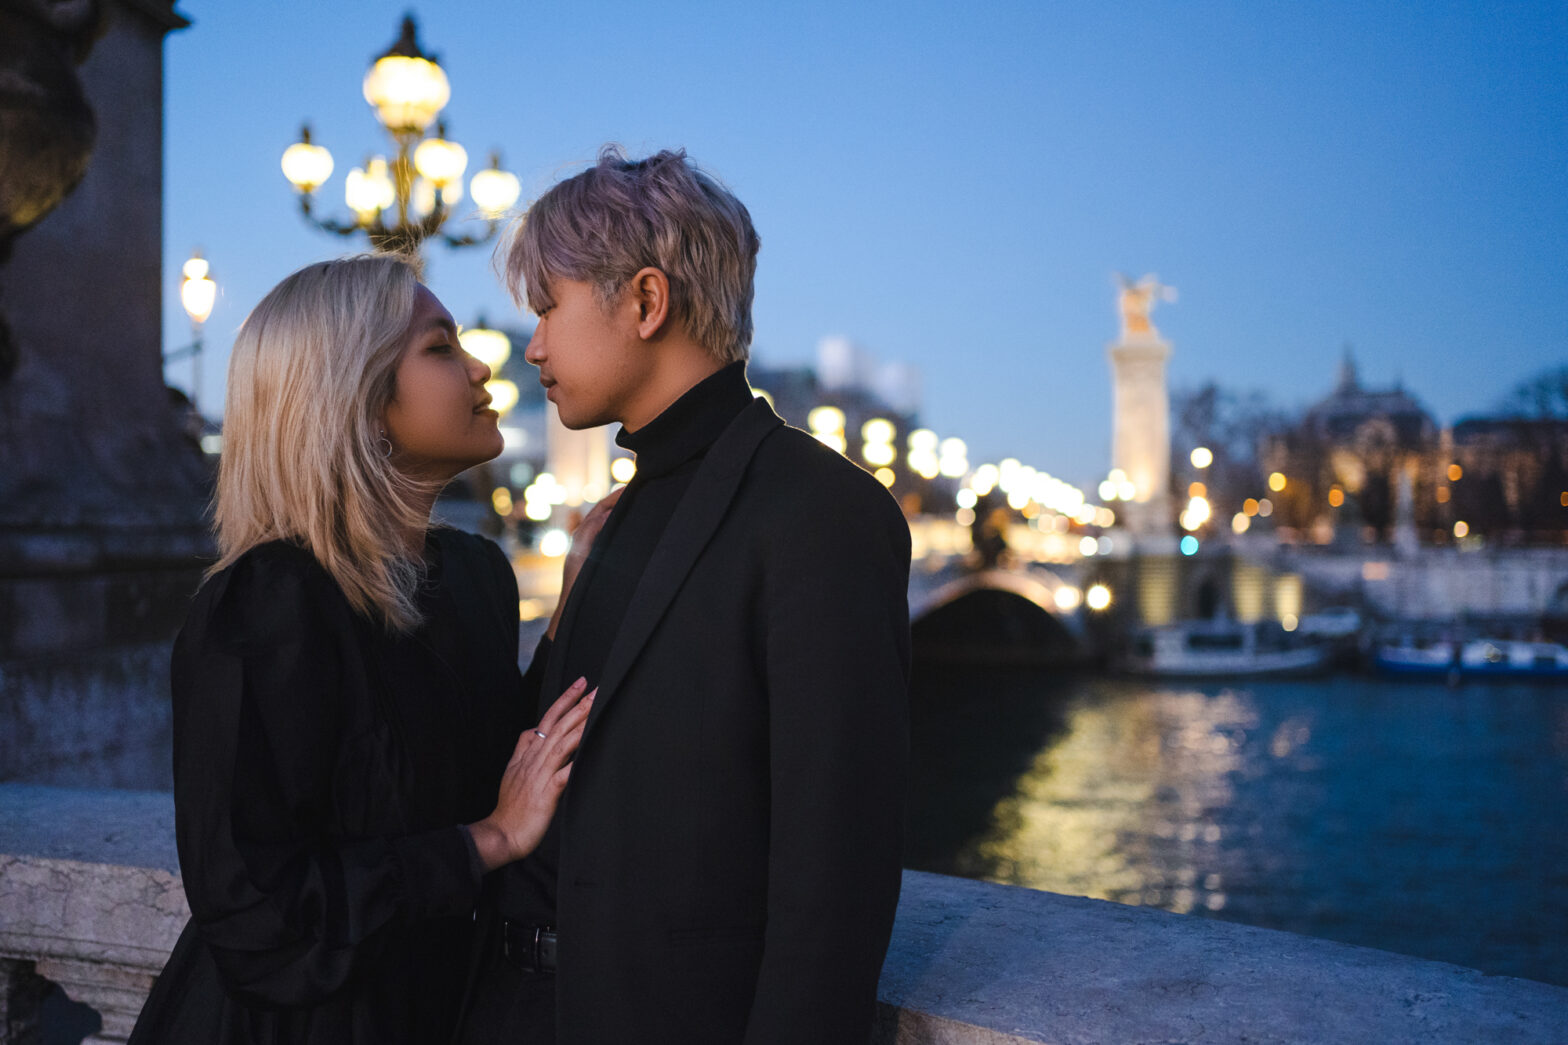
top-left (583, 396), bottom-right (782, 736)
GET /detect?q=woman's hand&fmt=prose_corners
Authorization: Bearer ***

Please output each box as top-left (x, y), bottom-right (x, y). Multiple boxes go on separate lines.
top-left (547, 486), bottom-right (625, 640)
top-left (468, 677), bottom-right (595, 871)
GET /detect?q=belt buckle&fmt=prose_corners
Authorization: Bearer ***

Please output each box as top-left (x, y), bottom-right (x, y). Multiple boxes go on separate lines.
top-left (502, 920), bottom-right (554, 973)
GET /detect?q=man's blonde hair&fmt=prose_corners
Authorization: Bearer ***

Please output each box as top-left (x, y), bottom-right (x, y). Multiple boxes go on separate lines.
top-left (212, 254), bottom-right (433, 632)
top-left (501, 145), bottom-right (760, 363)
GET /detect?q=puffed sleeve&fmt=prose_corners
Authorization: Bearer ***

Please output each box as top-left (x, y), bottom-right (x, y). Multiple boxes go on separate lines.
top-left (170, 548), bottom-right (480, 1007)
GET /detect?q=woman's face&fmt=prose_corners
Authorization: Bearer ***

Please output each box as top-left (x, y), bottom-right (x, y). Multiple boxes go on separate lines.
top-left (382, 285), bottom-right (504, 480)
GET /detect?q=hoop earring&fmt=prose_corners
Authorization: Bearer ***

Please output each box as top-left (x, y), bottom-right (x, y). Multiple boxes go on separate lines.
top-left (377, 432), bottom-right (394, 460)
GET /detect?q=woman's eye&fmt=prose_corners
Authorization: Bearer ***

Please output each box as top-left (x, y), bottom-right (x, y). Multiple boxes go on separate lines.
top-left (430, 341), bottom-right (455, 354)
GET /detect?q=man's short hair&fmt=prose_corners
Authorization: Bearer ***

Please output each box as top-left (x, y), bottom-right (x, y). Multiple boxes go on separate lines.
top-left (501, 145), bottom-right (760, 364)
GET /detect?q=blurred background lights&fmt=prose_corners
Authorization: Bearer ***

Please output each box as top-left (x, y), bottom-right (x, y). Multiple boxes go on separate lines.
top-left (538, 528), bottom-right (570, 557)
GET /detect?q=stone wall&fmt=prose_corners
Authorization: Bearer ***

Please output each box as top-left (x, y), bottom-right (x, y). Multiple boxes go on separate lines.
top-left (3, 784), bottom-right (1565, 1044)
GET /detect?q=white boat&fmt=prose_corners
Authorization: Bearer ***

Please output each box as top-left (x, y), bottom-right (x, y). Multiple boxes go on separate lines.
top-left (1124, 620), bottom-right (1332, 678)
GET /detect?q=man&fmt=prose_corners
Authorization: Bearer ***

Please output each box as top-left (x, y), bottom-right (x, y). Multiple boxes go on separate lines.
top-left (458, 146), bottom-right (910, 1044)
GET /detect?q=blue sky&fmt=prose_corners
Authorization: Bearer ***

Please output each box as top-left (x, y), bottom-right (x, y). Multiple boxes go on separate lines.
top-left (162, 1), bottom-right (1568, 489)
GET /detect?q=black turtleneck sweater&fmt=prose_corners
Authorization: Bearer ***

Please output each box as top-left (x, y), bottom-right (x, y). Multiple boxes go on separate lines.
top-left (548, 360), bottom-right (754, 697)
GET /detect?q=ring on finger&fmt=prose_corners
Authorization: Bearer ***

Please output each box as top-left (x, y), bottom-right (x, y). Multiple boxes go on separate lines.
top-left (534, 730), bottom-right (547, 739)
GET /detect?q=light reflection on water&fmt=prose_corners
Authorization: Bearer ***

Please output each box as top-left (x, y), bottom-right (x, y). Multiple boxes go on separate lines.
top-left (960, 687), bottom-right (1254, 915)
top-left (905, 666), bottom-right (1568, 986)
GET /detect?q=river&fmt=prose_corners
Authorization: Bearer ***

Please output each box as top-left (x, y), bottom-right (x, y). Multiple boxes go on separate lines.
top-left (904, 664), bottom-right (1568, 986)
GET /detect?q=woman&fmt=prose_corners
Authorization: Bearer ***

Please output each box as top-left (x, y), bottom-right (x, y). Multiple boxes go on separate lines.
top-left (129, 254), bottom-right (601, 1044)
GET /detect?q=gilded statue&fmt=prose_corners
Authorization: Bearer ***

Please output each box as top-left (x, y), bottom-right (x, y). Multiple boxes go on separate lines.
top-left (1116, 273), bottom-right (1177, 342)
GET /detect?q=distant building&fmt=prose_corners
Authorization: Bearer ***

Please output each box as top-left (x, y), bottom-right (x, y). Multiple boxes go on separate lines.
top-left (1258, 352), bottom-right (1568, 547)
top-left (1261, 352), bottom-right (1439, 543)
top-left (1448, 416), bottom-right (1568, 545)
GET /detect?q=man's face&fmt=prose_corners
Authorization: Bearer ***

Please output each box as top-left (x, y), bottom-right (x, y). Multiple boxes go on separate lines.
top-left (524, 277), bottom-right (652, 430)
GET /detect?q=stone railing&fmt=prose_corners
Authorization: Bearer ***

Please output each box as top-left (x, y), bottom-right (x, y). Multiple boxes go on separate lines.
top-left (3, 784), bottom-right (1567, 1044)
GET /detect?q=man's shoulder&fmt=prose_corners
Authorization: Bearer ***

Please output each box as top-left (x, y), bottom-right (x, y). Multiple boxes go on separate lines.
top-left (743, 424), bottom-right (907, 529)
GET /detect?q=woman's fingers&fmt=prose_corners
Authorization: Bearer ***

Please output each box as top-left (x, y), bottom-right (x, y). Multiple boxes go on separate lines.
top-left (537, 677), bottom-right (590, 735)
top-left (568, 488), bottom-right (624, 554)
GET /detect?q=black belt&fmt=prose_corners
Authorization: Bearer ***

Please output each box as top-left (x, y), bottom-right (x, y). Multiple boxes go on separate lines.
top-left (500, 920), bottom-right (558, 974)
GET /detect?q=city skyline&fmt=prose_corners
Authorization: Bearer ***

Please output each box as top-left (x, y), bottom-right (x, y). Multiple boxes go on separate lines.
top-left (161, 1), bottom-right (1567, 490)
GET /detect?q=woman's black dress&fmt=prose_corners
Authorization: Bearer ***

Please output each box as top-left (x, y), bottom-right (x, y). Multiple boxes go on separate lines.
top-left (129, 530), bottom-right (533, 1044)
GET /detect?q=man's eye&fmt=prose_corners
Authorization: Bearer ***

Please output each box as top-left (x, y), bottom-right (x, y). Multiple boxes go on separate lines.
top-left (430, 342), bottom-right (455, 353)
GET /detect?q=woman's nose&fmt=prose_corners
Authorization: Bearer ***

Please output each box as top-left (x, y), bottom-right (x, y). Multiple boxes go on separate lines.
top-left (467, 353), bottom-right (492, 384)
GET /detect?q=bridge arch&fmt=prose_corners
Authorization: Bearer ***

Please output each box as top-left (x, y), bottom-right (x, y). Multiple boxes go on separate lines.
top-left (909, 567), bottom-right (1089, 664)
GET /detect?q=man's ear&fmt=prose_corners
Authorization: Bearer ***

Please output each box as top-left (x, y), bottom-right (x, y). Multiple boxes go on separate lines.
top-left (628, 267), bottom-right (671, 340)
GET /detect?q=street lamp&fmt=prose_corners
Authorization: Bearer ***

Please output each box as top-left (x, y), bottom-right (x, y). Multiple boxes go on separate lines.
top-left (281, 15), bottom-right (522, 257)
top-left (459, 318), bottom-right (518, 416)
top-left (171, 250), bottom-right (216, 413)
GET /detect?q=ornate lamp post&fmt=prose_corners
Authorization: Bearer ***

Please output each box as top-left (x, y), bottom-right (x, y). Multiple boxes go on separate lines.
top-left (170, 250), bottom-right (216, 413)
top-left (280, 15), bottom-right (521, 256)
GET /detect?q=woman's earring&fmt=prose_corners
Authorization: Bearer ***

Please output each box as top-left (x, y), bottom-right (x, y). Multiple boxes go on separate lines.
top-left (377, 431), bottom-right (394, 460)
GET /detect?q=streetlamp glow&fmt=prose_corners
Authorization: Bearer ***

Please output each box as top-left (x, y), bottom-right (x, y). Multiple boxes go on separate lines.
top-left (361, 18), bottom-right (451, 134)
top-left (282, 16), bottom-right (520, 255)
top-left (180, 255), bottom-right (216, 325)
top-left (413, 127), bottom-right (468, 187)
top-left (174, 249), bottom-right (217, 415)
top-left (485, 379), bottom-right (519, 417)
top-left (470, 155), bottom-right (522, 217)
top-left (460, 321), bottom-right (511, 370)
top-left (281, 126), bottom-right (334, 192)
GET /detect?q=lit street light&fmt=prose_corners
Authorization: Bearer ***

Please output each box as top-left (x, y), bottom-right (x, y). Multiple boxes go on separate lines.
top-left (281, 15), bottom-right (521, 257)
top-left (166, 250), bottom-right (216, 414)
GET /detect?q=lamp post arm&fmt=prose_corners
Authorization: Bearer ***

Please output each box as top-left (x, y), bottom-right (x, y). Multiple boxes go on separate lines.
top-left (298, 194), bottom-right (371, 238)
top-left (438, 218), bottom-right (506, 249)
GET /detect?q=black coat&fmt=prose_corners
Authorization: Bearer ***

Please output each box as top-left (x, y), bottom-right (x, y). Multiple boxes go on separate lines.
top-left (130, 529), bottom-right (529, 1045)
top-left (473, 398), bottom-right (912, 1044)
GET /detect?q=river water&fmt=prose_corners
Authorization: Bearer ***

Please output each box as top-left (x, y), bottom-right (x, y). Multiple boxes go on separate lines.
top-left (904, 664), bottom-right (1568, 986)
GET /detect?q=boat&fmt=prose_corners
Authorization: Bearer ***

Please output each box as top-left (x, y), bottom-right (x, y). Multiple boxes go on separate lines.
top-left (1372, 637), bottom-right (1568, 680)
top-left (1457, 638), bottom-right (1568, 679)
top-left (1373, 638), bottom-right (1457, 677)
top-left (1123, 620), bottom-right (1332, 678)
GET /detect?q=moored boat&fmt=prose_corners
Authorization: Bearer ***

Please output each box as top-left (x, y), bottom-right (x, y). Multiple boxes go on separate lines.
top-left (1373, 639), bottom-right (1457, 677)
top-left (1372, 636), bottom-right (1568, 680)
top-left (1123, 620), bottom-right (1332, 678)
top-left (1458, 638), bottom-right (1568, 679)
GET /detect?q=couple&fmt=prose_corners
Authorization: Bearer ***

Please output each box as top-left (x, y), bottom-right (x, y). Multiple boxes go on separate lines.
top-left (128, 147), bottom-right (912, 1045)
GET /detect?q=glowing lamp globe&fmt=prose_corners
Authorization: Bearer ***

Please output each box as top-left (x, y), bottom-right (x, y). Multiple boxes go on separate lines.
top-left (281, 127), bottom-right (334, 192)
top-left (470, 164), bottom-right (521, 218)
top-left (414, 132), bottom-right (468, 187)
top-left (362, 18), bottom-right (450, 134)
top-left (460, 325), bottom-right (511, 369)
top-left (485, 379), bottom-right (519, 417)
top-left (180, 255), bottom-right (216, 325)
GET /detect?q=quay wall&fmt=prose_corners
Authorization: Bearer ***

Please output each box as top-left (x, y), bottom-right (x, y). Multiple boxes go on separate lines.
top-left (2, 785), bottom-right (1565, 1044)
top-left (1272, 545), bottom-right (1568, 623)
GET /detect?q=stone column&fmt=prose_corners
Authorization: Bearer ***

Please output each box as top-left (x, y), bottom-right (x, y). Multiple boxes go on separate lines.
top-left (1107, 335), bottom-right (1173, 540)
top-left (0, 1), bottom-right (202, 789)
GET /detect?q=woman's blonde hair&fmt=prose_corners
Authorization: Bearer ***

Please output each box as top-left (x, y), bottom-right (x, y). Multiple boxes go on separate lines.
top-left (212, 253), bottom-right (434, 632)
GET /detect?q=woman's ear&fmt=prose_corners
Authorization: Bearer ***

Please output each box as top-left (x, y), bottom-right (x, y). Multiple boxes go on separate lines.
top-left (629, 267), bottom-right (670, 340)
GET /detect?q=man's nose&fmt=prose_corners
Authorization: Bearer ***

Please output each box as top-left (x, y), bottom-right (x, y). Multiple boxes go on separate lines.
top-left (524, 336), bottom-right (544, 365)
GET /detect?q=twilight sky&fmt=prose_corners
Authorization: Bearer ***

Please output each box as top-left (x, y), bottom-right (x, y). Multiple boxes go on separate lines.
top-left (161, 0), bottom-right (1567, 490)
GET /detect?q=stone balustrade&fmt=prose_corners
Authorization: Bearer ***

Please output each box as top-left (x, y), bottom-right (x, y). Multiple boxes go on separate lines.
top-left (3, 783), bottom-right (1566, 1044)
